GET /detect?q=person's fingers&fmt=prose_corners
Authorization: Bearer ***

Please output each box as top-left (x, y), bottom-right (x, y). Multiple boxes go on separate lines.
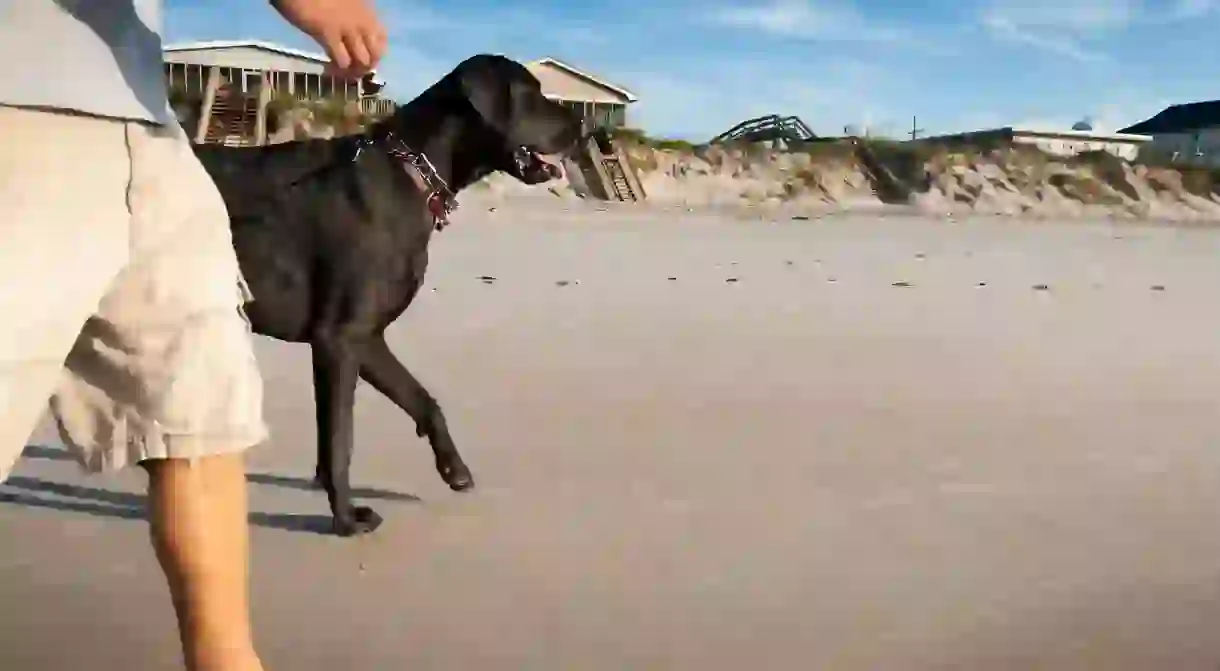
top-left (370, 21), bottom-right (389, 58)
top-left (342, 31), bottom-right (374, 75)
top-left (367, 31), bottom-right (386, 69)
top-left (322, 30), bottom-right (353, 73)
top-left (356, 8), bottom-right (387, 67)
top-left (268, 0), bottom-right (387, 77)
top-left (322, 62), bottom-right (351, 80)
top-left (361, 32), bottom-right (384, 71)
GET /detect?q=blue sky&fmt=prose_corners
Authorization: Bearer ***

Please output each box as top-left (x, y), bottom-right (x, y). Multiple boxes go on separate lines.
top-left (165, 0), bottom-right (1220, 140)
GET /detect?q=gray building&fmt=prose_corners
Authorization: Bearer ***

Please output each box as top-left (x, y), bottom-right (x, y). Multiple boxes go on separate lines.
top-left (163, 40), bottom-right (393, 114)
top-left (1120, 101), bottom-right (1220, 167)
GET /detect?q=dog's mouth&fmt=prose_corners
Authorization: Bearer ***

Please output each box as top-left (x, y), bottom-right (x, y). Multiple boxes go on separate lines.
top-left (510, 146), bottom-right (563, 184)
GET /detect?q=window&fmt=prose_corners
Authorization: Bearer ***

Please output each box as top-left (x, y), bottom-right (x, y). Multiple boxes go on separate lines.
top-left (562, 100), bottom-right (584, 119)
top-left (188, 64), bottom-right (203, 94)
top-left (243, 70), bottom-right (265, 94)
top-left (608, 104), bottom-right (626, 128)
top-left (584, 103), bottom-right (625, 130)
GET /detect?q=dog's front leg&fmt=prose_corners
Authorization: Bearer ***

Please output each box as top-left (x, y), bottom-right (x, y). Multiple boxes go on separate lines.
top-left (312, 337), bottom-right (383, 536)
top-left (359, 336), bottom-right (474, 491)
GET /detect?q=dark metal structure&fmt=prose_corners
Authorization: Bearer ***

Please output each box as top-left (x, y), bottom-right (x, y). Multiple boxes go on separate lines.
top-left (1120, 100), bottom-right (1220, 135)
top-left (709, 114), bottom-right (817, 144)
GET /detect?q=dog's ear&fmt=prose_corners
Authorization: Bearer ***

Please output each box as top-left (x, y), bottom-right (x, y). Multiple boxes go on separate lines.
top-left (457, 55), bottom-right (514, 137)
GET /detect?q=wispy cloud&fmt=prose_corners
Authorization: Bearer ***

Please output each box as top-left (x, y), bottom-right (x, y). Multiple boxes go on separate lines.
top-left (708, 0), bottom-right (908, 43)
top-left (1167, 0), bottom-right (1217, 19)
top-left (979, 0), bottom-right (1139, 63)
top-left (983, 0), bottom-right (1138, 31)
top-left (980, 0), bottom-right (1218, 62)
top-left (980, 15), bottom-right (1107, 64)
top-left (377, 1), bottom-right (455, 38)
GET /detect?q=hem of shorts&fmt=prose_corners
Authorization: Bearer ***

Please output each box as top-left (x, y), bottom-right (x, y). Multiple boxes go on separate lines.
top-left (58, 423), bottom-right (269, 474)
top-left (136, 428), bottom-right (271, 466)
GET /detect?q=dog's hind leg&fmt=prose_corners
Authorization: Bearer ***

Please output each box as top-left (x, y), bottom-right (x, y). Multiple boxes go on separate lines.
top-left (312, 336), bottom-right (384, 536)
top-left (358, 335), bottom-right (475, 491)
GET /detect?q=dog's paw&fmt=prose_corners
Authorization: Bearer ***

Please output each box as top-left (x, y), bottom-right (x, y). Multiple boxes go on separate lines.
top-left (332, 506), bottom-right (384, 537)
top-left (437, 458), bottom-right (475, 492)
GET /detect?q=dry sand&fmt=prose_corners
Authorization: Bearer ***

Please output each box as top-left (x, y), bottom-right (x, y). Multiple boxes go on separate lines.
top-left (6, 201), bottom-right (1220, 669)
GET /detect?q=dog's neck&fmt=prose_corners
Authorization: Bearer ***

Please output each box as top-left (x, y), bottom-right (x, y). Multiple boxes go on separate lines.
top-left (370, 91), bottom-right (486, 192)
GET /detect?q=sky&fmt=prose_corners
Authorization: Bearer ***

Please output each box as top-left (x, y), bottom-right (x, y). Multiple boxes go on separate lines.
top-left (165, 0), bottom-right (1220, 141)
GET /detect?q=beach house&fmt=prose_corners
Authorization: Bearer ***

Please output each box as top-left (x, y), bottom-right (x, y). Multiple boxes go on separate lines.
top-left (525, 58), bottom-right (638, 133)
top-left (163, 40), bottom-right (394, 115)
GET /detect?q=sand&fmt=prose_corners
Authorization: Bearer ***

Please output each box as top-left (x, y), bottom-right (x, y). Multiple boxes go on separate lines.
top-left (5, 201), bottom-right (1220, 669)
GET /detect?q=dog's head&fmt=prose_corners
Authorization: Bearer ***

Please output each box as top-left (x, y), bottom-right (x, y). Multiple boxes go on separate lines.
top-left (433, 54), bottom-right (583, 186)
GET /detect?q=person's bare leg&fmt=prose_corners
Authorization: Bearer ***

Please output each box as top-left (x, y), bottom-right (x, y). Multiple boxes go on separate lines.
top-left (144, 452), bottom-right (265, 671)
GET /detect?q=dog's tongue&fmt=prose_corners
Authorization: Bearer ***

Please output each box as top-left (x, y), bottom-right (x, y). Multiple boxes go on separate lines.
top-left (537, 154), bottom-right (562, 179)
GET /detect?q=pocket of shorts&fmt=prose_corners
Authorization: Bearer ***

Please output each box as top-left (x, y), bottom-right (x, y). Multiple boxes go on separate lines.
top-left (152, 310), bottom-right (264, 438)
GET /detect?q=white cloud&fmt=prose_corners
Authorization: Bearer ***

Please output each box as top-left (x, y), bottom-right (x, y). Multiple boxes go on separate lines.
top-left (620, 56), bottom-right (892, 140)
top-left (1092, 92), bottom-right (1178, 131)
top-left (954, 89), bottom-right (1176, 136)
top-left (166, 0), bottom-right (1214, 143)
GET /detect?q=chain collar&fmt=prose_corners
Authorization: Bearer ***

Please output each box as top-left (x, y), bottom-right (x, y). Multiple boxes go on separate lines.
top-left (354, 132), bottom-right (459, 231)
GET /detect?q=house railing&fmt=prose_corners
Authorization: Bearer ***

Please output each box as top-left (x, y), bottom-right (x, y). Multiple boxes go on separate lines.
top-left (357, 97), bottom-right (397, 116)
top-left (166, 63), bottom-right (394, 114)
top-left (189, 66), bottom-right (398, 146)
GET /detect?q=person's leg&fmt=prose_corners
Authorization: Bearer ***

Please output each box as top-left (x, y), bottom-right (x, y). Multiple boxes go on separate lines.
top-left (49, 118), bottom-right (268, 671)
top-left (144, 455), bottom-right (260, 671)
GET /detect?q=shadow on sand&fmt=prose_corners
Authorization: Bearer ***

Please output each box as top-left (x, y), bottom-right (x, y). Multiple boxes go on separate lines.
top-left (1, 445), bottom-right (421, 536)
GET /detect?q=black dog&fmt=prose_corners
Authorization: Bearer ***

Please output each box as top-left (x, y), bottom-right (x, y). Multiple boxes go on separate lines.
top-left (194, 55), bottom-right (582, 536)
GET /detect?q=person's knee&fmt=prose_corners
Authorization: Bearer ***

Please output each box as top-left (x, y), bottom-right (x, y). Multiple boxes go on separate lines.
top-left (141, 451), bottom-right (249, 488)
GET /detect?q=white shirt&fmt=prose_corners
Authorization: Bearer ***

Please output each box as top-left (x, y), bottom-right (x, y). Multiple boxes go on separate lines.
top-left (0, 0), bottom-right (173, 124)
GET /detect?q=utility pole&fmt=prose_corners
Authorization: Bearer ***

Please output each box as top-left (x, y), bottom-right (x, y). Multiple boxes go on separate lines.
top-left (908, 115), bottom-right (924, 141)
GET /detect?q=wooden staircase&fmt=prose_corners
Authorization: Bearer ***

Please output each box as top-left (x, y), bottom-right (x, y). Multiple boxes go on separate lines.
top-left (850, 138), bottom-right (912, 204)
top-left (205, 87), bottom-right (260, 146)
top-left (579, 134), bottom-right (647, 202)
top-left (193, 67), bottom-right (272, 147)
top-left (602, 154), bottom-right (638, 201)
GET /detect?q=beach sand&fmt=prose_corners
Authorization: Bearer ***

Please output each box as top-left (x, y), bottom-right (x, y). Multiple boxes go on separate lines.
top-left (5, 201), bottom-right (1220, 669)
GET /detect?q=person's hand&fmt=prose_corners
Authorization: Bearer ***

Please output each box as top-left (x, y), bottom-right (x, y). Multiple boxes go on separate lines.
top-left (270, 0), bottom-right (387, 79)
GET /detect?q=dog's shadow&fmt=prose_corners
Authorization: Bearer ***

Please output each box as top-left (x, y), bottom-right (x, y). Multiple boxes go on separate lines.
top-left (3, 445), bottom-right (421, 536)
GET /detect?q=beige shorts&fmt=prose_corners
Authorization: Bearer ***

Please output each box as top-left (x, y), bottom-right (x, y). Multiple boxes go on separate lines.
top-left (0, 105), bottom-right (267, 481)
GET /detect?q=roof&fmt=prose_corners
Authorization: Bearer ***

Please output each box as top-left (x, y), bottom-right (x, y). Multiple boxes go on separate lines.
top-left (914, 126), bottom-right (1151, 146)
top-left (164, 40), bottom-right (329, 63)
top-left (1008, 127), bottom-right (1150, 142)
top-left (163, 39), bottom-right (381, 83)
top-left (527, 57), bottom-right (638, 103)
top-left (1119, 100), bottom-right (1220, 134)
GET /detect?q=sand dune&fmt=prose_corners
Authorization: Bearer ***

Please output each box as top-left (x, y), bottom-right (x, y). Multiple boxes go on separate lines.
top-left (5, 203), bottom-right (1220, 669)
